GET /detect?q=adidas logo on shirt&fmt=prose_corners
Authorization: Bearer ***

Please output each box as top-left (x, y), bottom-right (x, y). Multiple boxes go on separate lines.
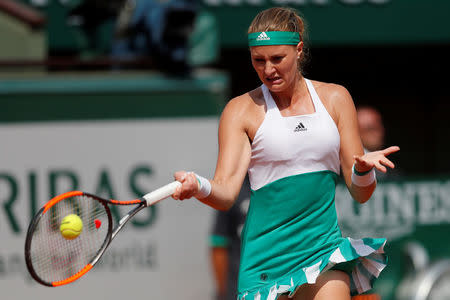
top-left (256, 32), bottom-right (270, 41)
top-left (294, 122), bottom-right (307, 132)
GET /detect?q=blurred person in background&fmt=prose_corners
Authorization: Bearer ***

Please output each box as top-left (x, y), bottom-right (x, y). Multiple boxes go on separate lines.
top-left (68, 0), bottom-right (198, 74)
top-left (67, 0), bottom-right (218, 74)
top-left (357, 106), bottom-right (385, 153)
top-left (172, 6), bottom-right (400, 300)
top-left (210, 176), bottom-right (250, 300)
top-left (357, 105), bottom-right (402, 180)
top-left (111, 0), bottom-right (197, 75)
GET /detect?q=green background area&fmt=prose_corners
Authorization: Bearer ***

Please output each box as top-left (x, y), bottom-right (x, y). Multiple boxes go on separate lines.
top-left (0, 71), bottom-right (228, 122)
top-left (202, 0), bottom-right (450, 47)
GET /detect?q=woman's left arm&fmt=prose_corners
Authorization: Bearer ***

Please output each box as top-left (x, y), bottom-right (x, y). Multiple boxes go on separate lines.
top-left (332, 85), bottom-right (400, 203)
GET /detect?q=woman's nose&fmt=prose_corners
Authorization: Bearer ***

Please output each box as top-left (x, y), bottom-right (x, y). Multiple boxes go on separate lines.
top-left (264, 62), bottom-right (275, 75)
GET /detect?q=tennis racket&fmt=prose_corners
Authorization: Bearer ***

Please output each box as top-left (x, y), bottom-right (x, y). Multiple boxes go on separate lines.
top-left (24, 181), bottom-right (181, 287)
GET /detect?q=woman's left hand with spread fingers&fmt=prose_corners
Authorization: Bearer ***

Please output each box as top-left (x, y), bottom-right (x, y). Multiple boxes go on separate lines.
top-left (353, 146), bottom-right (400, 173)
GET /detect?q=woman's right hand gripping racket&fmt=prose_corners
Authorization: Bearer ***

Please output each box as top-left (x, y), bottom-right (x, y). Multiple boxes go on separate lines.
top-left (24, 181), bottom-right (181, 287)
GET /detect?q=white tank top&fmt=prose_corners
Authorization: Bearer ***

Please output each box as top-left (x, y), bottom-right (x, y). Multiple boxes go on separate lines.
top-left (248, 79), bottom-right (341, 190)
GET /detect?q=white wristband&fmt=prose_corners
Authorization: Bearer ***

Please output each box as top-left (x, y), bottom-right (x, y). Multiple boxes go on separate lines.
top-left (351, 165), bottom-right (376, 187)
top-left (194, 173), bottom-right (211, 199)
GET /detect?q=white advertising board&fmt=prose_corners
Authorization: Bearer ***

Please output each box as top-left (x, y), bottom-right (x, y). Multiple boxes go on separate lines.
top-left (0, 118), bottom-right (219, 300)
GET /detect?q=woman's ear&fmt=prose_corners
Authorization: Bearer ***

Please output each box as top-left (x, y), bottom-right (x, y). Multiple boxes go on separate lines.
top-left (297, 41), bottom-right (304, 59)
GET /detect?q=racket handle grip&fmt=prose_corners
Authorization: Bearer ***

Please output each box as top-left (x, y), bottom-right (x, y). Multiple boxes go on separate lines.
top-left (143, 181), bottom-right (182, 206)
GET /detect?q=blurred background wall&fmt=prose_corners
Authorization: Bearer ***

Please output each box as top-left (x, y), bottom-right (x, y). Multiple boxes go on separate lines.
top-left (1, 1), bottom-right (450, 300)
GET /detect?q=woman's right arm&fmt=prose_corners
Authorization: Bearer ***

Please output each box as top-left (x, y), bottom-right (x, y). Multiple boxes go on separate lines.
top-left (172, 96), bottom-right (252, 211)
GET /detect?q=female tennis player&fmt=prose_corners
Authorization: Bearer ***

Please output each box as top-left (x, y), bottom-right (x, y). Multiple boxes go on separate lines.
top-left (173, 7), bottom-right (399, 300)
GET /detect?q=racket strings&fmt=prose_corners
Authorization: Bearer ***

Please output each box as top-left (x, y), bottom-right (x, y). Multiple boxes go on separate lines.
top-left (29, 195), bottom-right (110, 284)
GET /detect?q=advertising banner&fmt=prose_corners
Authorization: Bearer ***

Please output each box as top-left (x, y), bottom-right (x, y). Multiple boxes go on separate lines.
top-left (0, 118), bottom-right (219, 300)
top-left (335, 178), bottom-right (450, 300)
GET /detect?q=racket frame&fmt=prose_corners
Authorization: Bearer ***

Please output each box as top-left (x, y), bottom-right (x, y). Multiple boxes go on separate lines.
top-left (24, 191), bottom-right (138, 287)
top-left (24, 181), bottom-right (181, 287)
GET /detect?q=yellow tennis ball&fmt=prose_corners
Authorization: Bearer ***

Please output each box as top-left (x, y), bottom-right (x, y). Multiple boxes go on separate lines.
top-left (60, 214), bottom-right (83, 240)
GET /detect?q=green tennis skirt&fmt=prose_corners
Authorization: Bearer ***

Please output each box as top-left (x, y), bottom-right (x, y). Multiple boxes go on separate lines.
top-left (237, 171), bottom-right (387, 300)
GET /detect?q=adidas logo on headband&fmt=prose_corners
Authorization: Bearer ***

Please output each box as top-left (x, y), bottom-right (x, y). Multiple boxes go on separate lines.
top-left (256, 32), bottom-right (270, 41)
top-left (248, 31), bottom-right (300, 46)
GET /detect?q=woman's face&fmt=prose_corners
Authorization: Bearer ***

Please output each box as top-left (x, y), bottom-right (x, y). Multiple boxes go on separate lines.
top-left (250, 43), bottom-right (302, 93)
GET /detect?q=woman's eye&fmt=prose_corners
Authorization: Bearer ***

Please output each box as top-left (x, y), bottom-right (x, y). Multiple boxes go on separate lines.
top-left (272, 56), bottom-right (283, 62)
